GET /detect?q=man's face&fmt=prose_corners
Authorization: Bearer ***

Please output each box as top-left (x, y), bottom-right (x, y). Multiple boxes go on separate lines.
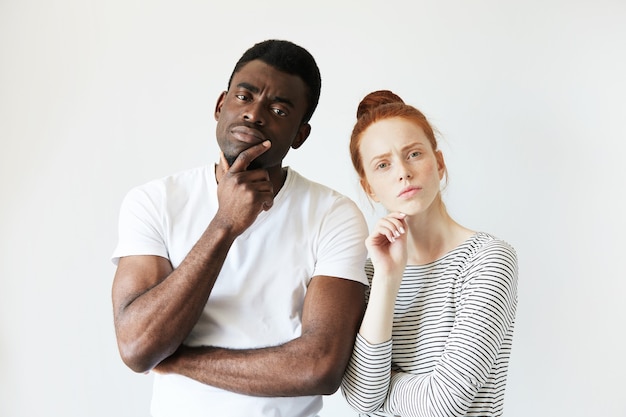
top-left (214, 60), bottom-right (311, 170)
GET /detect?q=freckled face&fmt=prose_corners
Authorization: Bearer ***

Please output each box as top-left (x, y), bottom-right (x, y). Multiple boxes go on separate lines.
top-left (214, 60), bottom-right (311, 170)
top-left (359, 117), bottom-right (445, 215)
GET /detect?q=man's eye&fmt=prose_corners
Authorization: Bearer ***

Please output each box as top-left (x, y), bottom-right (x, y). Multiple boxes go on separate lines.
top-left (377, 162), bottom-right (389, 169)
top-left (409, 151), bottom-right (421, 158)
top-left (272, 108), bottom-right (287, 116)
top-left (236, 94), bottom-right (248, 101)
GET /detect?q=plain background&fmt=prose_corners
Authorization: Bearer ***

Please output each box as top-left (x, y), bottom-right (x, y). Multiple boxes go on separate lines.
top-left (1, 1), bottom-right (625, 416)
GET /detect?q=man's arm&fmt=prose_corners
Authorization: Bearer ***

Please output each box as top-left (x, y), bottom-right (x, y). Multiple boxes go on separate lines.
top-left (112, 142), bottom-right (275, 373)
top-left (111, 222), bottom-right (237, 373)
top-left (154, 275), bottom-right (366, 396)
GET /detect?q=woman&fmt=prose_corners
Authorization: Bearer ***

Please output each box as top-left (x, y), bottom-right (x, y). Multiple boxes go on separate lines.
top-left (341, 90), bottom-right (518, 417)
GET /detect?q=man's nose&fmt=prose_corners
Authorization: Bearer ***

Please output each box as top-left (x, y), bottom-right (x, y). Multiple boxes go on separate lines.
top-left (243, 102), bottom-right (265, 125)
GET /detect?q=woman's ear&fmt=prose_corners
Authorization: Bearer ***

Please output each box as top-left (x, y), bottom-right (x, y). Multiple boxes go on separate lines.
top-left (436, 150), bottom-right (446, 179)
top-left (360, 178), bottom-right (379, 202)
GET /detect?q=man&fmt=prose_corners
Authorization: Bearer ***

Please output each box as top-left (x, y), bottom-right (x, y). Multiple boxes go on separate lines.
top-left (111, 39), bottom-right (369, 417)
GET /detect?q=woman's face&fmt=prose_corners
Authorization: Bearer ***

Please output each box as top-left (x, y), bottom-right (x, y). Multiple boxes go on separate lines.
top-left (359, 117), bottom-right (445, 216)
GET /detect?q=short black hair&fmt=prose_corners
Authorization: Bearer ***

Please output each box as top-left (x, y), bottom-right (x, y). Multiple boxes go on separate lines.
top-left (228, 39), bottom-right (321, 124)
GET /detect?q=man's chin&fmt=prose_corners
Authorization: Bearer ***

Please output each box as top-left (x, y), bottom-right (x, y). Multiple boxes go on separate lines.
top-left (224, 154), bottom-right (238, 168)
top-left (224, 153), bottom-right (264, 171)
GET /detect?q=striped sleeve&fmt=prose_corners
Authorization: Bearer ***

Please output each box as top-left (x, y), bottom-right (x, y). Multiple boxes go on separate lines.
top-left (341, 334), bottom-right (392, 413)
top-left (382, 240), bottom-right (518, 417)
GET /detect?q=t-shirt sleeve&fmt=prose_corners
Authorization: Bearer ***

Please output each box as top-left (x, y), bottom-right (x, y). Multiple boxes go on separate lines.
top-left (313, 196), bottom-right (369, 286)
top-left (111, 184), bottom-right (169, 265)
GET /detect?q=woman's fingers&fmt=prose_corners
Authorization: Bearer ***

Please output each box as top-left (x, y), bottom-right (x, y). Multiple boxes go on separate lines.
top-left (372, 213), bottom-right (407, 243)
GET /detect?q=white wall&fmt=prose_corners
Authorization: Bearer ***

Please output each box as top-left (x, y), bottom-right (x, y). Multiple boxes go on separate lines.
top-left (1, 1), bottom-right (625, 416)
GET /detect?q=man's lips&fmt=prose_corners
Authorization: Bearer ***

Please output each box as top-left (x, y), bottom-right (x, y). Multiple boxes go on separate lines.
top-left (230, 125), bottom-right (267, 144)
top-left (397, 185), bottom-right (421, 199)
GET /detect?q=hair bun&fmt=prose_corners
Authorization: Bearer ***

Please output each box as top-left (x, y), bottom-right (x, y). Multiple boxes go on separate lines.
top-left (356, 90), bottom-right (404, 119)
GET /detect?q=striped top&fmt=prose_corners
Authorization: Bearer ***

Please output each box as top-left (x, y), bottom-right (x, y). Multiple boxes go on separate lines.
top-left (341, 232), bottom-right (518, 417)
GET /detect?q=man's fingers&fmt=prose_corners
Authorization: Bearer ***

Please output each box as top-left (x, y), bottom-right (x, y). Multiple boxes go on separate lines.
top-left (219, 152), bottom-right (230, 171)
top-left (229, 141), bottom-right (271, 173)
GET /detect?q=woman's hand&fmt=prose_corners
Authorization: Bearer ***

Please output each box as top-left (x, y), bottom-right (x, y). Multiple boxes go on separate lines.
top-left (366, 212), bottom-right (408, 280)
top-left (357, 212), bottom-right (408, 344)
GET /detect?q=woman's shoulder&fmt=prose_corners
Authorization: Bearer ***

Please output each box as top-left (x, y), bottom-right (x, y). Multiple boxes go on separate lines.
top-left (460, 232), bottom-right (518, 281)
top-left (466, 232), bottom-right (516, 257)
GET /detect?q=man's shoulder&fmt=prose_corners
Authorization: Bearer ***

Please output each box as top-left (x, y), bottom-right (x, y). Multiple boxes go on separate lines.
top-left (286, 167), bottom-right (351, 200)
top-left (284, 169), bottom-right (364, 228)
top-left (121, 165), bottom-right (213, 210)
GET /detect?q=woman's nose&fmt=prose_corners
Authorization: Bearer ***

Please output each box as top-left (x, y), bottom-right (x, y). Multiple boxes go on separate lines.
top-left (399, 163), bottom-right (412, 180)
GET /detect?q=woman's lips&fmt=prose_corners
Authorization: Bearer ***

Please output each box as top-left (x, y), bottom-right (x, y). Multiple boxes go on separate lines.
top-left (398, 186), bottom-right (421, 199)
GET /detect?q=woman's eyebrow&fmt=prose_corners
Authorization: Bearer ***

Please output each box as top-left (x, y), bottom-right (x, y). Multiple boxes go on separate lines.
top-left (368, 151), bottom-right (391, 165)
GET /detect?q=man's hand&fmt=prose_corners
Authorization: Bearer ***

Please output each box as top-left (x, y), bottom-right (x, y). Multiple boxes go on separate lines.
top-left (112, 144), bottom-right (275, 373)
top-left (214, 141), bottom-right (274, 236)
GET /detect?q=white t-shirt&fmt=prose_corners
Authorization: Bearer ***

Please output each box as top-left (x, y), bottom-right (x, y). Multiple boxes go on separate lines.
top-left (112, 165), bottom-right (369, 417)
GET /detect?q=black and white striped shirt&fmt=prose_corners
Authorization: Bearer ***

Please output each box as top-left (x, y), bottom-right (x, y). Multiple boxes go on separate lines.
top-left (341, 232), bottom-right (518, 417)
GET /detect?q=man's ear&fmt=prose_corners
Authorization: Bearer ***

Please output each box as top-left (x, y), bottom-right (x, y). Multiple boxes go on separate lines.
top-left (291, 123), bottom-right (311, 149)
top-left (360, 177), bottom-right (379, 202)
top-left (214, 91), bottom-right (227, 121)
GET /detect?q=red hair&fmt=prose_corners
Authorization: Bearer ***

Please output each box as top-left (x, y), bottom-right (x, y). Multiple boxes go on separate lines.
top-left (349, 90), bottom-right (445, 183)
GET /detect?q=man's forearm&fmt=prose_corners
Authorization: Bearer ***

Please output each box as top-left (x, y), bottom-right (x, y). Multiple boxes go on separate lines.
top-left (151, 277), bottom-right (366, 397)
top-left (154, 340), bottom-right (342, 397)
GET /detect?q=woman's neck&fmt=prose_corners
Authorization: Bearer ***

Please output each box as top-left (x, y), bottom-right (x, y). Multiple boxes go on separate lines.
top-left (405, 206), bottom-right (474, 266)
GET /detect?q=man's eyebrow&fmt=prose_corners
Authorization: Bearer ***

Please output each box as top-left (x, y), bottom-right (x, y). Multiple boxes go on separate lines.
top-left (237, 82), bottom-right (259, 94)
top-left (236, 82), bottom-right (295, 108)
top-left (272, 95), bottom-right (295, 108)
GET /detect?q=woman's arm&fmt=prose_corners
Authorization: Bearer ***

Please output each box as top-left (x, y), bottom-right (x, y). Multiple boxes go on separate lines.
top-left (341, 212), bottom-right (408, 412)
top-left (380, 241), bottom-right (518, 417)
